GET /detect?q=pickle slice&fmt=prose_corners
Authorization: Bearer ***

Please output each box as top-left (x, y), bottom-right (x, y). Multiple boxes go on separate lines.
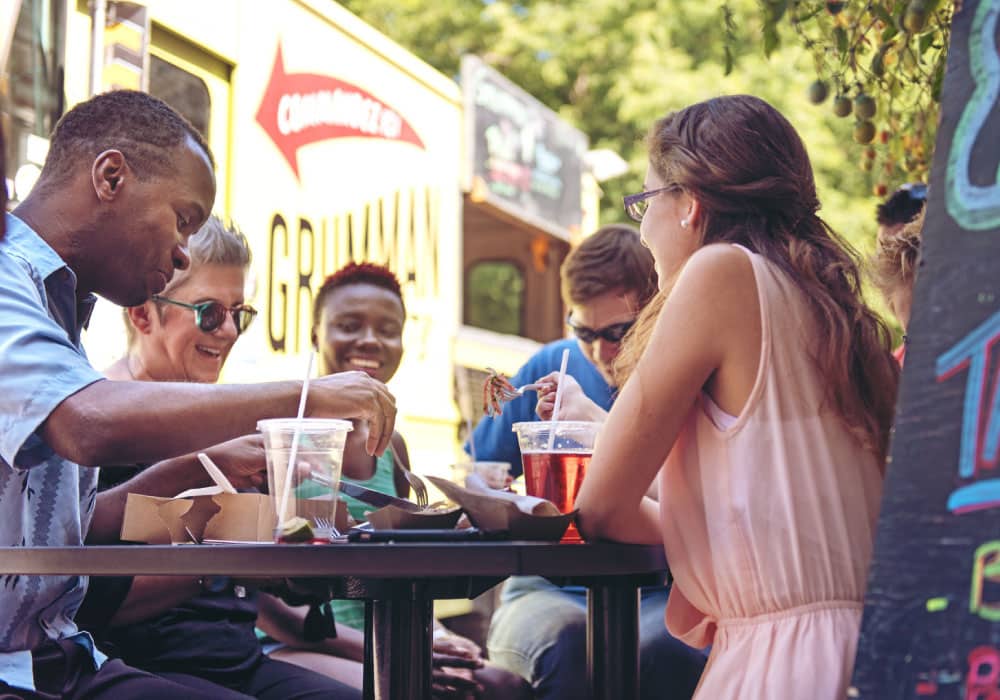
top-left (277, 516), bottom-right (315, 543)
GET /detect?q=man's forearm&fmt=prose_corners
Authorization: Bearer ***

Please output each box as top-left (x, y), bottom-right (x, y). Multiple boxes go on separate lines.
top-left (109, 575), bottom-right (203, 626)
top-left (45, 378), bottom-right (300, 467)
top-left (257, 594), bottom-right (365, 661)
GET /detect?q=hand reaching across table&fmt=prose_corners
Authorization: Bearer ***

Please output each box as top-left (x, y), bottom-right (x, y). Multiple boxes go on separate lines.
top-left (308, 370), bottom-right (397, 456)
top-left (198, 433), bottom-right (267, 491)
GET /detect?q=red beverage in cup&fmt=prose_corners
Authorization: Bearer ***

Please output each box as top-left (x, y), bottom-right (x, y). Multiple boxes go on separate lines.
top-left (521, 450), bottom-right (591, 543)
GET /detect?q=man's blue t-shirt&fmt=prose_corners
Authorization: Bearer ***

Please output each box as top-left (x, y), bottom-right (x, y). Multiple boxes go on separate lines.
top-left (466, 338), bottom-right (614, 477)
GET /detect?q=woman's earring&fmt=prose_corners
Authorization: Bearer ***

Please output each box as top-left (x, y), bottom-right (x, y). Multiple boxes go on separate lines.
top-left (680, 218), bottom-right (689, 229)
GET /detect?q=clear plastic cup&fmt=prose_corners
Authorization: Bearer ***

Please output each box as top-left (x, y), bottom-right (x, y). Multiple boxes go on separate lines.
top-left (452, 461), bottom-right (512, 489)
top-left (257, 418), bottom-right (353, 541)
top-left (512, 421), bottom-right (601, 542)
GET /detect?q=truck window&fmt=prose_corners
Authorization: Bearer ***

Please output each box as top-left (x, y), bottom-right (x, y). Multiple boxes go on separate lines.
top-left (2, 0), bottom-right (65, 204)
top-left (464, 260), bottom-right (525, 337)
top-left (148, 54), bottom-right (210, 138)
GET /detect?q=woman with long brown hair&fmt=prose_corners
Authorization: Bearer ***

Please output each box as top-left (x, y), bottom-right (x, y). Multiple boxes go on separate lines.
top-left (573, 95), bottom-right (898, 698)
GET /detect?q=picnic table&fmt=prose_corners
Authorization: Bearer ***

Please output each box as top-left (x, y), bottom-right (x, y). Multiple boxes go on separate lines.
top-left (0, 540), bottom-right (668, 700)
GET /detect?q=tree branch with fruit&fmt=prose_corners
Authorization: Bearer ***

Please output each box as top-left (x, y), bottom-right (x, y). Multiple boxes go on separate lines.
top-left (729, 0), bottom-right (952, 193)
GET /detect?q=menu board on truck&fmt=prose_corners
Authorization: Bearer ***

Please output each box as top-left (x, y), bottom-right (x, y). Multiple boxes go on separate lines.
top-left (461, 54), bottom-right (587, 241)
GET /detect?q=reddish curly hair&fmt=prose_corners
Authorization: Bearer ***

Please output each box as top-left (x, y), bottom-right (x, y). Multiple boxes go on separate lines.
top-left (312, 262), bottom-right (405, 330)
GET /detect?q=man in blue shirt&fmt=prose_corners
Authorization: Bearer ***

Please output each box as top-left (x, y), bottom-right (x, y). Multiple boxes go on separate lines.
top-left (476, 225), bottom-right (707, 699)
top-left (0, 91), bottom-right (393, 699)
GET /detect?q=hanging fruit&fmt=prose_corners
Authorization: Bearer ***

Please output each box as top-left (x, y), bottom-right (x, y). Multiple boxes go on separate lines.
top-left (854, 121), bottom-right (877, 144)
top-left (853, 94), bottom-right (877, 120)
top-left (808, 80), bottom-right (830, 104)
top-left (833, 95), bottom-right (853, 117)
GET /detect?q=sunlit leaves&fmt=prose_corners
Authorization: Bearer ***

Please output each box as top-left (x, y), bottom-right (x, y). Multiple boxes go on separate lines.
top-left (738, 0), bottom-right (953, 189)
top-left (340, 0), bottom-right (894, 255)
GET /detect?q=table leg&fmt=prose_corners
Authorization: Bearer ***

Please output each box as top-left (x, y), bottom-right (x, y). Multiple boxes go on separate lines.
top-left (587, 581), bottom-right (640, 700)
top-left (363, 601), bottom-right (374, 700)
top-left (370, 584), bottom-right (433, 700)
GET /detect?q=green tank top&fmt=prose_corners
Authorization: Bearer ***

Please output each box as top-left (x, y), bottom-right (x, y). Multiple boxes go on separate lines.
top-left (338, 447), bottom-right (400, 523)
top-left (326, 447), bottom-right (399, 629)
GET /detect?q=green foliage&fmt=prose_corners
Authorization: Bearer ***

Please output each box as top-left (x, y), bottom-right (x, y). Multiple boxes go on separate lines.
top-left (338, 0), bottom-right (897, 257)
top-left (465, 260), bottom-right (525, 336)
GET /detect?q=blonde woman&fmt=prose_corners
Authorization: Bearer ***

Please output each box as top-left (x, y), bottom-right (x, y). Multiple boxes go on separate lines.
top-left (80, 217), bottom-right (359, 700)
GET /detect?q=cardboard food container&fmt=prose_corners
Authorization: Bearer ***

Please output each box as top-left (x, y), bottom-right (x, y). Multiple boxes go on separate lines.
top-left (427, 476), bottom-right (575, 541)
top-left (365, 504), bottom-right (463, 530)
top-left (120, 487), bottom-right (348, 544)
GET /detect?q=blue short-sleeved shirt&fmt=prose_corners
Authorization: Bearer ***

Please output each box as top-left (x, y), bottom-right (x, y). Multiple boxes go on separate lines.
top-left (0, 212), bottom-right (106, 691)
top-left (466, 338), bottom-right (614, 477)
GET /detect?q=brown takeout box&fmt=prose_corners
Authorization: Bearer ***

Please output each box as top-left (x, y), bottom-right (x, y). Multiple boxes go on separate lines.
top-left (365, 504), bottom-right (463, 530)
top-left (120, 488), bottom-right (349, 544)
top-left (427, 476), bottom-right (574, 541)
top-left (120, 488), bottom-right (276, 544)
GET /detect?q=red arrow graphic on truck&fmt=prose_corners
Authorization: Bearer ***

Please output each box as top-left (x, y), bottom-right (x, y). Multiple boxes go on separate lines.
top-left (255, 45), bottom-right (426, 179)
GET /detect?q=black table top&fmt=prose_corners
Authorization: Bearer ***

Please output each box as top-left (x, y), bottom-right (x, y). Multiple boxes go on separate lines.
top-left (0, 541), bottom-right (667, 578)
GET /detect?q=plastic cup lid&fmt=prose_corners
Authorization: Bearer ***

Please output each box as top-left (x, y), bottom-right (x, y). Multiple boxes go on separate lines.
top-left (256, 418), bottom-right (354, 433)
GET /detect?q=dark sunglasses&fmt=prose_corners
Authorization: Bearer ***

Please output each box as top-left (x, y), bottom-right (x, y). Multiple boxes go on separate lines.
top-left (566, 314), bottom-right (636, 344)
top-left (623, 184), bottom-right (681, 223)
top-left (153, 295), bottom-right (258, 335)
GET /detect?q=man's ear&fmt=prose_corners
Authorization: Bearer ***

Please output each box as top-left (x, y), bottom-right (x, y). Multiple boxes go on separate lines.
top-left (310, 327), bottom-right (319, 352)
top-left (92, 150), bottom-right (128, 202)
top-left (127, 303), bottom-right (156, 336)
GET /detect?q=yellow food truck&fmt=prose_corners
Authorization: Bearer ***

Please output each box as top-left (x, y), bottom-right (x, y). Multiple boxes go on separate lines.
top-left (0, 0), bottom-right (600, 478)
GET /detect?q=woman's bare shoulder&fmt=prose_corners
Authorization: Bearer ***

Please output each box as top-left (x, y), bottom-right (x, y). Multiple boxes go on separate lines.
top-left (674, 243), bottom-right (757, 302)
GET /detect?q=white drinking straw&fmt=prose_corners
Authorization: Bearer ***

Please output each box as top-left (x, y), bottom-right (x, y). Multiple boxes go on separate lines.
top-left (547, 348), bottom-right (570, 450)
top-left (278, 351), bottom-right (315, 525)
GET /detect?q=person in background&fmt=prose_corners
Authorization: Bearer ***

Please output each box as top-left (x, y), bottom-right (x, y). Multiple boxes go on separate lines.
top-left (871, 208), bottom-right (924, 364)
top-left (873, 183), bottom-right (926, 365)
top-left (477, 225), bottom-right (707, 700)
top-left (575, 95), bottom-right (899, 699)
top-left (0, 89), bottom-right (394, 699)
top-left (468, 224), bottom-right (653, 468)
top-left (875, 181), bottom-right (926, 242)
top-left (258, 262), bottom-right (530, 700)
top-left (102, 216), bottom-right (255, 384)
top-left (76, 217), bottom-right (357, 699)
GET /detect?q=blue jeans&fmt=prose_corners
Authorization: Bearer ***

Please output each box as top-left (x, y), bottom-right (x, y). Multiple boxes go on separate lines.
top-left (487, 582), bottom-right (705, 700)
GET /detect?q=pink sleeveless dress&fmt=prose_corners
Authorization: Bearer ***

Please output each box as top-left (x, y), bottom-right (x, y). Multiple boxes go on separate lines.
top-left (659, 245), bottom-right (883, 699)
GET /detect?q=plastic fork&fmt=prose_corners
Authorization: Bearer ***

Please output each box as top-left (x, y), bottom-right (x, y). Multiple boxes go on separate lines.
top-left (484, 367), bottom-right (542, 417)
top-left (499, 382), bottom-right (541, 401)
top-left (313, 517), bottom-right (340, 539)
top-left (389, 449), bottom-right (429, 508)
top-left (402, 471), bottom-right (429, 508)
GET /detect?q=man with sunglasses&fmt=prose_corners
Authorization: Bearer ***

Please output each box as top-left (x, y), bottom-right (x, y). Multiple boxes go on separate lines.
top-left (0, 91), bottom-right (389, 698)
top-left (468, 225), bottom-right (654, 472)
top-left (473, 225), bottom-right (706, 700)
